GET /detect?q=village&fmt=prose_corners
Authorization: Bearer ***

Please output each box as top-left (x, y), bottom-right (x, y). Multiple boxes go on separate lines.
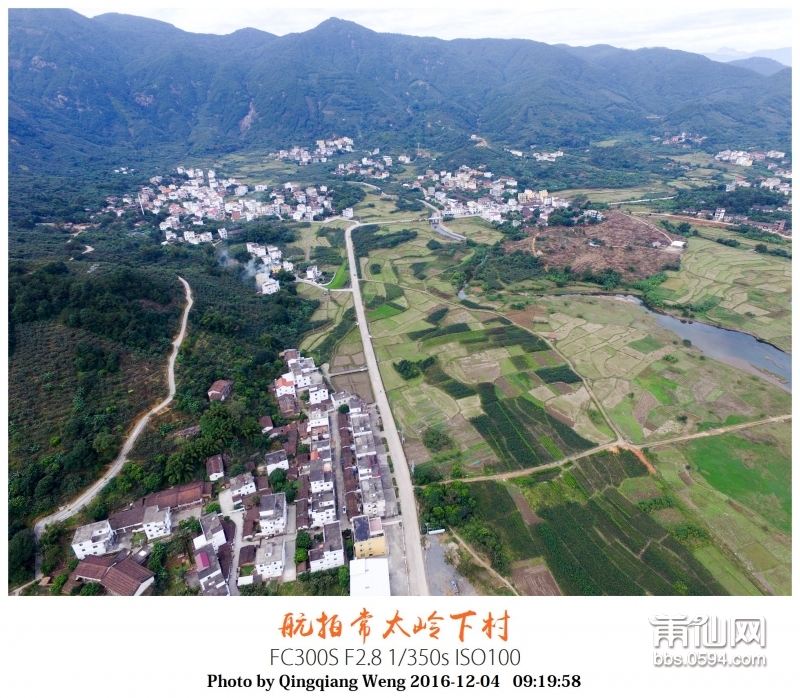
top-left (65, 349), bottom-right (402, 597)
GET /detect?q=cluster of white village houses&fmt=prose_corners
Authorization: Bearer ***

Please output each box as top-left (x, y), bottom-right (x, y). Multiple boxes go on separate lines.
top-left (67, 347), bottom-right (393, 597)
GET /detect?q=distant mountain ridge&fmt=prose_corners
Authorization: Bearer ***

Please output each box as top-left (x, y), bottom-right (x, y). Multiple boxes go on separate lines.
top-left (727, 57), bottom-right (789, 77)
top-left (8, 10), bottom-right (791, 168)
top-left (704, 47), bottom-right (791, 67)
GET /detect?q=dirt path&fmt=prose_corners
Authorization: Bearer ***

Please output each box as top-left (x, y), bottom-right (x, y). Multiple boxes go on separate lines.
top-left (620, 445), bottom-right (656, 474)
top-left (441, 414), bottom-right (791, 485)
top-left (32, 277), bottom-right (194, 568)
top-left (449, 530), bottom-right (519, 596)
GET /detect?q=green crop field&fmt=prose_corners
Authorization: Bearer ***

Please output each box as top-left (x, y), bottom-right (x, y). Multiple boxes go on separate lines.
top-left (327, 262), bottom-right (349, 289)
top-left (678, 425), bottom-right (792, 533)
top-left (445, 217), bottom-right (504, 245)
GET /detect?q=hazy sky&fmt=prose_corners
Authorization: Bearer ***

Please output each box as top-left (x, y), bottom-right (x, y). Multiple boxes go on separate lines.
top-left (36, 1), bottom-right (793, 54)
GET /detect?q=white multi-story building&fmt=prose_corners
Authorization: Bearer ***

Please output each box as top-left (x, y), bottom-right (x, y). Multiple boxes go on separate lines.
top-left (259, 493), bottom-right (287, 537)
top-left (308, 408), bottom-right (329, 430)
top-left (275, 376), bottom-right (296, 397)
top-left (308, 385), bottom-right (329, 405)
top-left (255, 537), bottom-right (286, 579)
top-left (264, 449), bottom-right (289, 475)
top-left (142, 506), bottom-right (172, 540)
top-left (310, 491), bottom-right (337, 528)
top-left (230, 473), bottom-right (257, 498)
top-left (309, 463), bottom-right (334, 494)
top-left (309, 522), bottom-right (345, 573)
top-left (71, 520), bottom-right (116, 560)
top-left (361, 477), bottom-right (386, 518)
top-left (193, 512), bottom-right (227, 553)
top-left (262, 278), bottom-right (280, 295)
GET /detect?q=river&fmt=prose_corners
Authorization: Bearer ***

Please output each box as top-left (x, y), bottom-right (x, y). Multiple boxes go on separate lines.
top-left (622, 296), bottom-right (791, 392)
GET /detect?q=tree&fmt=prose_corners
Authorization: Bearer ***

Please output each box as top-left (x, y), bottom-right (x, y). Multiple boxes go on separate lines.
top-left (294, 548), bottom-right (308, 564)
top-left (269, 468), bottom-right (287, 489)
top-left (92, 431), bottom-right (119, 462)
top-left (165, 452), bottom-right (194, 485)
top-left (338, 404), bottom-right (350, 414)
top-left (205, 502), bottom-right (222, 514)
top-left (295, 530), bottom-right (313, 551)
top-left (338, 565), bottom-right (350, 590)
top-left (8, 529), bottom-right (36, 584)
top-left (179, 517), bottom-right (202, 534)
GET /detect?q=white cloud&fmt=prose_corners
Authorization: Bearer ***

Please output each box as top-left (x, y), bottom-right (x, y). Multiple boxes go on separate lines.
top-left (46, 1), bottom-right (794, 54)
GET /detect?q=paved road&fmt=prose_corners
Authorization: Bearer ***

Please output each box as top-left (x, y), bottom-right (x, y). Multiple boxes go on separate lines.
top-left (345, 223), bottom-right (430, 596)
top-left (32, 277), bottom-right (194, 556)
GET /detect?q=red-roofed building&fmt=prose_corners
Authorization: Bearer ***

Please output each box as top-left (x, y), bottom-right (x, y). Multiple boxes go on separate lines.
top-left (208, 380), bottom-right (234, 402)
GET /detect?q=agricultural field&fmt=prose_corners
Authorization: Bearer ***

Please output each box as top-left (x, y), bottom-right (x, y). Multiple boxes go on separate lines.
top-left (649, 424), bottom-right (791, 596)
top-left (353, 192), bottom-right (421, 222)
top-left (297, 285), bottom-right (354, 354)
top-left (445, 217), bottom-right (504, 245)
top-left (507, 448), bottom-right (759, 595)
top-left (362, 242), bottom-right (615, 476)
top-left (419, 446), bottom-right (762, 596)
top-left (539, 295), bottom-right (790, 443)
top-left (329, 327), bottom-right (373, 403)
top-left (652, 235), bottom-right (791, 351)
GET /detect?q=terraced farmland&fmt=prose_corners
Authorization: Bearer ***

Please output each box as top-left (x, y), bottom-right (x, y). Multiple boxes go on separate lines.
top-left (543, 296), bottom-right (790, 443)
top-left (656, 235), bottom-right (791, 352)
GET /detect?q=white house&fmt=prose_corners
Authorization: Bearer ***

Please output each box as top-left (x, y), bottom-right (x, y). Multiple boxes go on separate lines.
top-left (196, 545), bottom-right (229, 596)
top-left (282, 260), bottom-right (294, 272)
top-left (205, 454), bottom-right (224, 481)
top-left (306, 266), bottom-right (321, 281)
top-left (330, 390), bottom-right (351, 408)
top-left (361, 478), bottom-right (386, 518)
top-left (218, 228), bottom-right (228, 239)
top-left (142, 506), bottom-right (172, 540)
top-left (247, 242), bottom-right (267, 257)
top-left (230, 473), bottom-right (257, 498)
top-left (275, 375), bottom-right (296, 397)
top-left (670, 240), bottom-right (687, 249)
top-left (259, 493), bottom-right (287, 537)
top-left (264, 449), bottom-right (289, 475)
top-left (254, 537), bottom-right (286, 579)
top-left (308, 408), bottom-right (329, 430)
top-left (308, 385), bottom-right (329, 405)
top-left (309, 463), bottom-right (334, 494)
top-left (342, 208), bottom-right (354, 219)
top-left (71, 520), bottom-right (116, 560)
top-left (311, 491), bottom-right (337, 528)
top-left (262, 278), bottom-right (280, 295)
top-left (193, 512), bottom-right (227, 553)
top-left (309, 522), bottom-right (345, 573)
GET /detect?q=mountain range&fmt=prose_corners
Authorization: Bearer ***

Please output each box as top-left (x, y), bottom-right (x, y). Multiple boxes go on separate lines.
top-left (8, 10), bottom-right (792, 170)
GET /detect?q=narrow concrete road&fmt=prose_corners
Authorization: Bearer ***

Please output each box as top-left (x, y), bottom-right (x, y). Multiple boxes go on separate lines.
top-left (32, 277), bottom-right (194, 555)
top-left (345, 224), bottom-right (430, 596)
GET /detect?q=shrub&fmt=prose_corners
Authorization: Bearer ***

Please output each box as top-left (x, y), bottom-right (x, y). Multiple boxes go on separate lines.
top-left (422, 427), bottom-right (455, 453)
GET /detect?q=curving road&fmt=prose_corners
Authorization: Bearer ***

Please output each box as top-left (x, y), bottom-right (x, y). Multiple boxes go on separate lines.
top-left (345, 223), bottom-right (430, 596)
top-left (32, 277), bottom-right (194, 555)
